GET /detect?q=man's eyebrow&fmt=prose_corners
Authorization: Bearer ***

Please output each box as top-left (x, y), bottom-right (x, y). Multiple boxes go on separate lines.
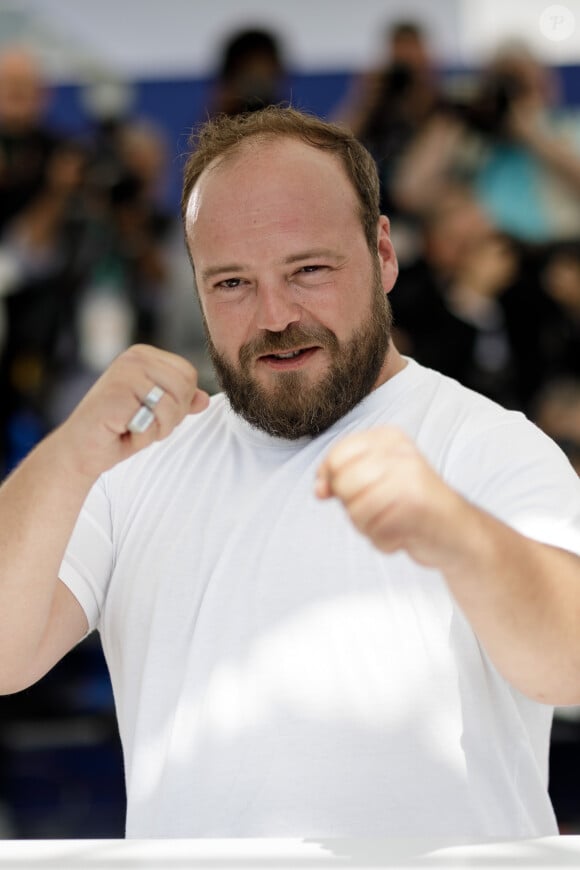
top-left (200, 249), bottom-right (341, 282)
top-left (200, 263), bottom-right (249, 282)
top-left (283, 248), bottom-right (341, 265)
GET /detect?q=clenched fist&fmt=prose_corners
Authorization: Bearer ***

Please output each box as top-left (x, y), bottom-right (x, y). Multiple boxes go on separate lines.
top-left (56, 344), bottom-right (210, 482)
top-left (316, 427), bottom-right (466, 569)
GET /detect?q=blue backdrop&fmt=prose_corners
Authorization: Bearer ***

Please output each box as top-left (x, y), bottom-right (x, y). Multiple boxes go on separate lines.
top-left (45, 64), bottom-right (580, 213)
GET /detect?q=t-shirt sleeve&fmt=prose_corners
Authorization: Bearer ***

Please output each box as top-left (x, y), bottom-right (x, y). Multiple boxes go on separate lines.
top-left (446, 416), bottom-right (580, 556)
top-left (59, 476), bottom-right (114, 631)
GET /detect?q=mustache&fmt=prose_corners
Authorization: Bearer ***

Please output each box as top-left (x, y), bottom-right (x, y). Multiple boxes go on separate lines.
top-left (240, 324), bottom-right (339, 363)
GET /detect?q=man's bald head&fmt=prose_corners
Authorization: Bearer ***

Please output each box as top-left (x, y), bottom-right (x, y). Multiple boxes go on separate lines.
top-left (0, 47), bottom-right (46, 132)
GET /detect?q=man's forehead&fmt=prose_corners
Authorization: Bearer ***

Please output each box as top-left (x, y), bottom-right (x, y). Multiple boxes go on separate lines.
top-left (186, 135), bottom-right (348, 224)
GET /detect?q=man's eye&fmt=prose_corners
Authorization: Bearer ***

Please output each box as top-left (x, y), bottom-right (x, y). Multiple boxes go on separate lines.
top-left (217, 278), bottom-right (242, 289)
top-left (296, 265), bottom-right (332, 282)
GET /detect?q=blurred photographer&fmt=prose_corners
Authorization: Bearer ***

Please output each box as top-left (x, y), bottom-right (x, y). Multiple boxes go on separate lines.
top-left (48, 116), bottom-right (175, 426)
top-left (334, 21), bottom-right (445, 221)
top-left (393, 41), bottom-right (580, 244)
top-left (207, 28), bottom-right (288, 118)
top-left (0, 47), bottom-right (90, 475)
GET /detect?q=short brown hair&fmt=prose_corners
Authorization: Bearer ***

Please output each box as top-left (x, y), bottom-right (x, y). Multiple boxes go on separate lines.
top-left (181, 105), bottom-right (381, 251)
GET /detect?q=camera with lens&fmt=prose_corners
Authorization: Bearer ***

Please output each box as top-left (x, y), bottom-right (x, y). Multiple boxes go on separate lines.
top-left (455, 72), bottom-right (526, 138)
top-left (378, 62), bottom-right (417, 103)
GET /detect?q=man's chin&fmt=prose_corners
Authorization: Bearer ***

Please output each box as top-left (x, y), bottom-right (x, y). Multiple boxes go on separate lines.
top-left (249, 369), bottom-right (317, 412)
top-left (252, 365), bottom-right (324, 395)
top-left (221, 368), bottom-right (338, 439)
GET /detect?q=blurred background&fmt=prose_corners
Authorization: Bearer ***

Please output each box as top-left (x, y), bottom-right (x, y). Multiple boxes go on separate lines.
top-left (1, 0), bottom-right (580, 838)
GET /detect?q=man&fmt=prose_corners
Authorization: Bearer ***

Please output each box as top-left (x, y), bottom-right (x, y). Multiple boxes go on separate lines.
top-left (0, 107), bottom-right (579, 840)
top-left (0, 46), bottom-right (53, 232)
top-left (0, 46), bottom-right (87, 474)
top-left (392, 41), bottom-right (580, 244)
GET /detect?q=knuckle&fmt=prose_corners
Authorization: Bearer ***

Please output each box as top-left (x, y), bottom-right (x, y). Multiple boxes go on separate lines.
top-left (122, 343), bottom-right (149, 363)
top-left (172, 361), bottom-right (198, 393)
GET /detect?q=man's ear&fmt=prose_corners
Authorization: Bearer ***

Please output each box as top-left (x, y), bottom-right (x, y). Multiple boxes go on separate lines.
top-left (377, 215), bottom-right (399, 294)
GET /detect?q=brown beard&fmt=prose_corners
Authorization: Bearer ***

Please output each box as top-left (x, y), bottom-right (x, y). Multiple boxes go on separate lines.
top-left (205, 269), bottom-right (392, 439)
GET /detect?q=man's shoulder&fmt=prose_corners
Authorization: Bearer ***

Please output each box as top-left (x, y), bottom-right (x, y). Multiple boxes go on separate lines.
top-left (389, 361), bottom-right (543, 467)
top-left (106, 391), bottom-right (229, 484)
top-left (381, 359), bottom-right (523, 436)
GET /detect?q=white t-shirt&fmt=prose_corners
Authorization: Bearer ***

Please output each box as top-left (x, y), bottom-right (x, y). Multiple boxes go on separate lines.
top-left (60, 359), bottom-right (580, 839)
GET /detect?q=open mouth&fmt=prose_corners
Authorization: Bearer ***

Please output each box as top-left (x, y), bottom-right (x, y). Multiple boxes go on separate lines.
top-left (258, 346), bottom-right (320, 368)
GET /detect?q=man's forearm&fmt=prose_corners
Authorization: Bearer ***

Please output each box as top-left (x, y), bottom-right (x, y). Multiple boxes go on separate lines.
top-left (0, 429), bottom-right (94, 688)
top-left (0, 344), bottom-right (208, 692)
top-left (441, 499), bottom-right (580, 705)
top-left (317, 425), bottom-right (580, 706)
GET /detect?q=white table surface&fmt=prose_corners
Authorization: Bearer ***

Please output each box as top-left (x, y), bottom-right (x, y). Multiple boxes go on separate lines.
top-left (0, 837), bottom-right (579, 870)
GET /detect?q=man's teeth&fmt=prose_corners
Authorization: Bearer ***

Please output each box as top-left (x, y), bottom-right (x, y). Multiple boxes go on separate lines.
top-left (272, 350), bottom-right (302, 359)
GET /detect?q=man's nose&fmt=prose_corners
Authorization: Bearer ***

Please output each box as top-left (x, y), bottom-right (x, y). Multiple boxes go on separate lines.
top-left (254, 280), bottom-right (301, 332)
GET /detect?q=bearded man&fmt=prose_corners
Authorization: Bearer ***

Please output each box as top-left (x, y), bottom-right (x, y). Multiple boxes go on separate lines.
top-left (0, 107), bottom-right (579, 841)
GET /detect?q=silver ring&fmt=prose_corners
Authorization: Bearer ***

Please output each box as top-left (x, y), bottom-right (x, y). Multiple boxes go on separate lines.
top-left (143, 385), bottom-right (165, 411)
top-left (128, 405), bottom-right (155, 434)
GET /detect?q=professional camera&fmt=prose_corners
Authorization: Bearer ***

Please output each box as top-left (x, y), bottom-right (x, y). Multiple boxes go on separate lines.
top-left (378, 61), bottom-right (417, 102)
top-left (453, 72), bottom-right (526, 138)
